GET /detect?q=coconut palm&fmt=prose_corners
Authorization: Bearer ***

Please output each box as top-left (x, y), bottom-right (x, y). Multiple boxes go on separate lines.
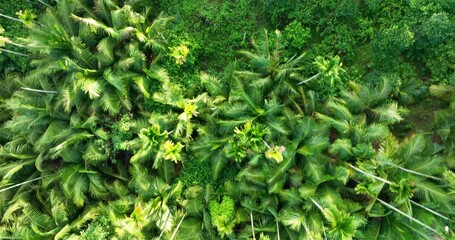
top-left (1, 2), bottom-right (455, 238)
top-left (0, 0), bottom-right (173, 238)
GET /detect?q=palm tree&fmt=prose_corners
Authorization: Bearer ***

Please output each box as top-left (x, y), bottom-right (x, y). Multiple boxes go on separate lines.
top-left (1, 2), bottom-right (454, 238)
top-left (0, 0), bottom-right (174, 238)
top-left (297, 55), bottom-right (345, 87)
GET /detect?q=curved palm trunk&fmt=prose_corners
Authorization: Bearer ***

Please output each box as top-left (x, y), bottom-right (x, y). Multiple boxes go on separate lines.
top-left (410, 200), bottom-right (451, 221)
top-left (349, 164), bottom-right (451, 222)
top-left (348, 164), bottom-right (392, 184)
top-left (309, 198), bottom-right (328, 240)
top-left (276, 219), bottom-right (281, 240)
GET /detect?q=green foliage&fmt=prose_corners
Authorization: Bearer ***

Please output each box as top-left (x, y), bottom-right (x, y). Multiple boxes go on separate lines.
top-left (111, 114), bottom-right (134, 151)
top-left (209, 196), bottom-right (235, 236)
top-left (422, 12), bottom-right (453, 45)
top-left (372, 25), bottom-right (414, 69)
top-left (81, 216), bottom-right (111, 240)
top-left (179, 157), bottom-right (212, 188)
top-left (323, 206), bottom-right (365, 240)
top-left (1, 0), bottom-right (455, 239)
top-left (170, 44), bottom-right (190, 65)
top-left (226, 122), bottom-right (269, 163)
top-left (429, 82), bottom-right (455, 154)
top-left (15, 9), bottom-right (37, 26)
top-left (283, 20), bottom-right (311, 52)
top-left (0, 0), bottom-right (33, 72)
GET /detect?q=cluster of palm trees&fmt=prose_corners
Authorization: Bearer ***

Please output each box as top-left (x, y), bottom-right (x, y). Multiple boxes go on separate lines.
top-left (0, 0), bottom-right (454, 239)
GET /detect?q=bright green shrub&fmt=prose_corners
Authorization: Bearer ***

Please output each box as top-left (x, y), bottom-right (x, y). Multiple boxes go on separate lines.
top-left (425, 42), bottom-right (455, 82)
top-left (81, 216), bottom-right (111, 240)
top-left (111, 115), bottom-right (134, 151)
top-left (179, 157), bottom-right (212, 188)
top-left (156, 0), bottom-right (259, 70)
top-left (372, 25), bottom-right (414, 69)
top-left (422, 12), bottom-right (453, 45)
top-left (209, 196), bottom-right (235, 236)
top-left (283, 20), bottom-right (311, 52)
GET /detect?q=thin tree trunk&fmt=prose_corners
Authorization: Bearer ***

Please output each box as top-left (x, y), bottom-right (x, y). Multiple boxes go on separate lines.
top-left (377, 198), bottom-right (441, 236)
top-left (297, 73), bottom-right (320, 85)
top-left (0, 48), bottom-right (28, 56)
top-left (348, 164), bottom-right (392, 184)
top-left (0, 13), bottom-right (22, 22)
top-left (8, 41), bottom-right (27, 48)
top-left (380, 162), bottom-right (443, 181)
top-left (0, 177), bottom-right (42, 193)
top-left (170, 212), bottom-right (187, 240)
top-left (21, 87), bottom-right (57, 94)
top-left (250, 212), bottom-right (256, 240)
top-left (410, 200), bottom-right (451, 221)
top-left (37, 0), bottom-right (51, 7)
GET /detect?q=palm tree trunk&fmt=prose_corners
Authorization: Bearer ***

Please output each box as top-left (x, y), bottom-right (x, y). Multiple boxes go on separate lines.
top-left (0, 48), bottom-right (28, 56)
top-left (21, 87), bottom-right (57, 94)
top-left (309, 197), bottom-right (328, 240)
top-left (37, 0), bottom-right (51, 7)
top-left (380, 162), bottom-right (443, 181)
top-left (350, 166), bottom-right (451, 223)
top-left (0, 13), bottom-right (22, 23)
top-left (276, 219), bottom-right (281, 240)
top-left (250, 212), bottom-right (256, 240)
top-left (377, 198), bottom-right (441, 236)
top-left (410, 200), bottom-right (451, 221)
top-left (302, 222), bottom-right (316, 240)
top-left (158, 212), bottom-right (171, 239)
top-left (8, 41), bottom-right (27, 48)
top-left (297, 73), bottom-right (320, 85)
top-left (348, 164), bottom-right (392, 184)
top-left (170, 212), bottom-right (187, 240)
top-left (0, 177), bottom-right (41, 193)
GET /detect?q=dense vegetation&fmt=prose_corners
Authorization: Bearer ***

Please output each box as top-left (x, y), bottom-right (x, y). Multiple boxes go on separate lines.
top-left (0, 0), bottom-right (454, 239)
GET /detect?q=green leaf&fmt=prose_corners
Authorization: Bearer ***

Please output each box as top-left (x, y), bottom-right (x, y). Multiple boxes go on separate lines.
top-left (415, 181), bottom-right (450, 203)
top-left (299, 184), bottom-right (318, 199)
top-left (327, 101), bottom-right (354, 122)
top-left (401, 134), bottom-right (425, 160)
top-left (279, 208), bottom-right (306, 231)
top-left (329, 139), bottom-right (353, 160)
top-left (429, 84), bottom-right (453, 102)
top-left (304, 157), bottom-right (325, 184)
top-left (279, 188), bottom-right (304, 205)
top-left (372, 103), bottom-right (403, 124)
top-left (334, 166), bottom-right (350, 185)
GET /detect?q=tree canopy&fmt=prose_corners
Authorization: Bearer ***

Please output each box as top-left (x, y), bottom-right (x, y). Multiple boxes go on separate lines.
top-left (0, 0), bottom-right (454, 239)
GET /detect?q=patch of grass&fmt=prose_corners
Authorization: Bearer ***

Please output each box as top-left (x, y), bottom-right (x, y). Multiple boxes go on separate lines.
top-left (390, 97), bottom-right (447, 139)
top-left (406, 98), bottom-right (447, 131)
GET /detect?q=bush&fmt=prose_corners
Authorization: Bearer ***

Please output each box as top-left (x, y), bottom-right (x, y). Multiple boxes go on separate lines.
top-left (283, 20), bottom-right (311, 52)
top-left (372, 25), bottom-right (414, 69)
